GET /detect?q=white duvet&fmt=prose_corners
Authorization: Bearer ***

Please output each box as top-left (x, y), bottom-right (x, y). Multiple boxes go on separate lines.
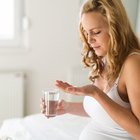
top-left (0, 114), bottom-right (91, 140)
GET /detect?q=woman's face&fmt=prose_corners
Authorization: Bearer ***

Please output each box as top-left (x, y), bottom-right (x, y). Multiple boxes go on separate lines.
top-left (81, 11), bottom-right (110, 57)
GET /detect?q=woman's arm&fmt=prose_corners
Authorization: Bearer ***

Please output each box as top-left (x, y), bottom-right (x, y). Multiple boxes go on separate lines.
top-left (55, 55), bottom-right (140, 139)
top-left (41, 97), bottom-right (88, 117)
top-left (56, 80), bottom-right (140, 139)
top-left (66, 102), bottom-right (89, 117)
top-left (94, 88), bottom-right (140, 139)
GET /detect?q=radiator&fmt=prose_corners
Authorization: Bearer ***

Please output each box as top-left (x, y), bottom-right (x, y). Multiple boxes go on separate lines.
top-left (0, 72), bottom-right (24, 123)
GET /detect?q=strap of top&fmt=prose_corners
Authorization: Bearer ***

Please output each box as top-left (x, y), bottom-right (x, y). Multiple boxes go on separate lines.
top-left (128, 52), bottom-right (140, 56)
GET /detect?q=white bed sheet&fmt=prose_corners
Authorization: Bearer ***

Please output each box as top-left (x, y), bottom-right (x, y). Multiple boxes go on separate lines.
top-left (0, 113), bottom-right (91, 140)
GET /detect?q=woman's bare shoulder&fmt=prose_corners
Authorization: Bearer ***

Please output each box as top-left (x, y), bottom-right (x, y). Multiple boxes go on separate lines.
top-left (121, 53), bottom-right (140, 86)
top-left (124, 52), bottom-right (140, 70)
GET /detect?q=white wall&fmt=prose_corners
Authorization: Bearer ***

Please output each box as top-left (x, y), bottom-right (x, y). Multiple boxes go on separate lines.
top-left (0, 0), bottom-right (139, 116)
top-left (136, 0), bottom-right (140, 38)
top-left (122, 0), bottom-right (138, 30)
top-left (0, 0), bottom-right (82, 115)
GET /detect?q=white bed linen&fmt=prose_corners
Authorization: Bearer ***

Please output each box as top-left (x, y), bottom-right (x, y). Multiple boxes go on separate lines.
top-left (0, 113), bottom-right (91, 140)
top-left (0, 118), bottom-right (34, 140)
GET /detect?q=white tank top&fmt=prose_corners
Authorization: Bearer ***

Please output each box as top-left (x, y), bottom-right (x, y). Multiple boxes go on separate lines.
top-left (83, 78), bottom-right (134, 139)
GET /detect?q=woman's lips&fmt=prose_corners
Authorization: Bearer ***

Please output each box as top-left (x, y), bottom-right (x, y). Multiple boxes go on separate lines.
top-left (93, 46), bottom-right (101, 50)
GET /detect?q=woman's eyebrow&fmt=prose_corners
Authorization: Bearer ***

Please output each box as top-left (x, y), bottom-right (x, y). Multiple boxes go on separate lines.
top-left (83, 27), bottom-right (101, 32)
top-left (89, 27), bottom-right (101, 31)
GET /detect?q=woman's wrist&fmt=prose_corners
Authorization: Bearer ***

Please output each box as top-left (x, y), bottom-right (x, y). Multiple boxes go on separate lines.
top-left (89, 86), bottom-right (103, 99)
top-left (65, 102), bottom-right (72, 113)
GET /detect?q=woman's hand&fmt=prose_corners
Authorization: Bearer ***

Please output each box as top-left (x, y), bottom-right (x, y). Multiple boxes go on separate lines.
top-left (56, 99), bottom-right (70, 115)
top-left (55, 80), bottom-right (99, 97)
top-left (40, 97), bottom-right (46, 115)
top-left (40, 97), bottom-right (70, 117)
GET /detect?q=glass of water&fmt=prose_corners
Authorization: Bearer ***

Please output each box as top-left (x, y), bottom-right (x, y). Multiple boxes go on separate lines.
top-left (42, 89), bottom-right (60, 118)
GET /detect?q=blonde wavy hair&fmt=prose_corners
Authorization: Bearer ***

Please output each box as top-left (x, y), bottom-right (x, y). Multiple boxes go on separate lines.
top-left (79, 0), bottom-right (140, 84)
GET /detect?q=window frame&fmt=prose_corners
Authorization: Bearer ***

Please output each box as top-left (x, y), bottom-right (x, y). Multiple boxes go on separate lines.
top-left (0, 0), bottom-right (28, 50)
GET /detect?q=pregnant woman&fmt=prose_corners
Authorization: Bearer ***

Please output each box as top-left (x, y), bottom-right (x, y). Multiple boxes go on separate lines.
top-left (42, 0), bottom-right (140, 139)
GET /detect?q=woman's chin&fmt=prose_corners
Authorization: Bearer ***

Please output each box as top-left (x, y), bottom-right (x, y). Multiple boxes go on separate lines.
top-left (95, 52), bottom-right (105, 57)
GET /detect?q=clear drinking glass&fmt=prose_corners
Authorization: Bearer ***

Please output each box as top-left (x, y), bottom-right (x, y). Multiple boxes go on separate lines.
top-left (42, 89), bottom-right (60, 118)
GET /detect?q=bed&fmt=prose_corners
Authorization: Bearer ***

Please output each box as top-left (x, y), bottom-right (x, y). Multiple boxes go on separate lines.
top-left (0, 113), bottom-right (91, 140)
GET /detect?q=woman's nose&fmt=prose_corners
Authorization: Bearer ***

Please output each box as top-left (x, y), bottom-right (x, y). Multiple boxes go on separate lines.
top-left (88, 35), bottom-right (96, 44)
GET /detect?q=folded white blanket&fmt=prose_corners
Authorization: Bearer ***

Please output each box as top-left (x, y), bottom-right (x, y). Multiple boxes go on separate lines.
top-left (0, 118), bottom-right (35, 140)
top-left (0, 114), bottom-right (91, 140)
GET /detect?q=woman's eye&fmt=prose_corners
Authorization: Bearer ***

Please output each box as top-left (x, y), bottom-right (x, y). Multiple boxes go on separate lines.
top-left (83, 30), bottom-right (101, 38)
top-left (93, 31), bottom-right (101, 35)
top-left (89, 31), bottom-right (101, 36)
